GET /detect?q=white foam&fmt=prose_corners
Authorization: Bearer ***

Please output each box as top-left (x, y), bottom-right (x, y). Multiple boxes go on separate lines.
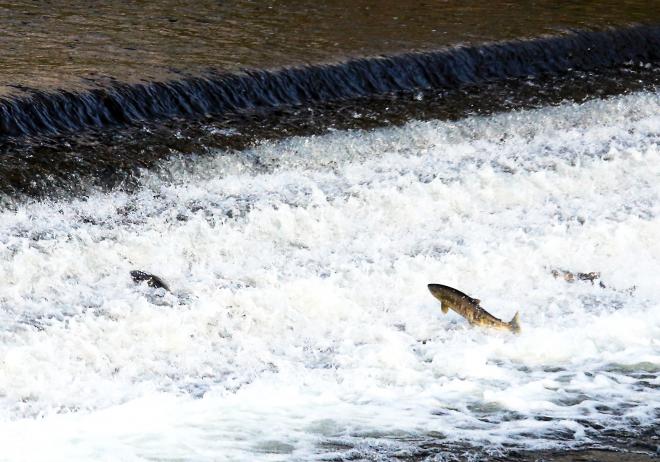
top-left (0, 92), bottom-right (658, 460)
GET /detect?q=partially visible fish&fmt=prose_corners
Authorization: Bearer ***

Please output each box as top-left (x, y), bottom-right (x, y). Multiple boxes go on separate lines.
top-left (551, 269), bottom-right (603, 286)
top-left (550, 268), bottom-right (639, 294)
top-left (427, 284), bottom-right (520, 334)
top-left (130, 270), bottom-right (170, 292)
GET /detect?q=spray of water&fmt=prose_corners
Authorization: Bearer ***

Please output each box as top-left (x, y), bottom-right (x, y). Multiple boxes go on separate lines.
top-left (0, 92), bottom-right (658, 461)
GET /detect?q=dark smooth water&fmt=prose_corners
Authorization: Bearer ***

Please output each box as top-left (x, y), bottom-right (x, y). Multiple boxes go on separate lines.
top-left (0, 0), bottom-right (658, 94)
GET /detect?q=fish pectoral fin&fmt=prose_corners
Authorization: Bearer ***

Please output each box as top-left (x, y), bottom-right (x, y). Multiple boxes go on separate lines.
top-left (441, 303), bottom-right (449, 314)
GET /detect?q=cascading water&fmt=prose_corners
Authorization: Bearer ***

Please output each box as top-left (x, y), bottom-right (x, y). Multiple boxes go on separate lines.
top-left (1, 26), bottom-right (658, 139)
top-left (0, 2), bottom-right (659, 460)
top-left (0, 91), bottom-right (658, 461)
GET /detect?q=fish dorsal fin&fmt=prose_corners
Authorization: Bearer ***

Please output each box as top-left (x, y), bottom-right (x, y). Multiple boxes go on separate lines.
top-left (471, 298), bottom-right (481, 305)
top-left (441, 302), bottom-right (449, 314)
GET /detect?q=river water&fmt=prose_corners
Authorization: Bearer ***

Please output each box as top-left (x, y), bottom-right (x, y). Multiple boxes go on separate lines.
top-left (0, 0), bottom-right (657, 93)
top-left (1, 91), bottom-right (659, 460)
top-left (0, 2), bottom-right (659, 461)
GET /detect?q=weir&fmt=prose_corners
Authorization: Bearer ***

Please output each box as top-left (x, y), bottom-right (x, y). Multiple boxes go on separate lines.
top-left (1, 25), bottom-right (659, 139)
top-left (1, 4), bottom-right (659, 459)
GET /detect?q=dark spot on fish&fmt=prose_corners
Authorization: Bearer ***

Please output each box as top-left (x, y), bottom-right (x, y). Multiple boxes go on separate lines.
top-left (577, 272), bottom-right (600, 282)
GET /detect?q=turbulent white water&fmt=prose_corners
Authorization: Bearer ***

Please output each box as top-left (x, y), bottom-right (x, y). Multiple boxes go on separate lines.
top-left (0, 92), bottom-right (659, 461)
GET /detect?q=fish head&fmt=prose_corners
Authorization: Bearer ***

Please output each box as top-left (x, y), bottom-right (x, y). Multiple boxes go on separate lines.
top-left (428, 284), bottom-right (450, 313)
top-left (427, 284), bottom-right (450, 302)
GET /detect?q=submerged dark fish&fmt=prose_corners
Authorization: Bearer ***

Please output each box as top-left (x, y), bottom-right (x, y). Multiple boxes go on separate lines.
top-left (427, 284), bottom-right (520, 334)
top-left (130, 270), bottom-right (170, 292)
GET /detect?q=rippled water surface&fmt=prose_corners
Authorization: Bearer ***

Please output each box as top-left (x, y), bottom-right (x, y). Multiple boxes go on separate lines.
top-left (0, 0), bottom-right (658, 93)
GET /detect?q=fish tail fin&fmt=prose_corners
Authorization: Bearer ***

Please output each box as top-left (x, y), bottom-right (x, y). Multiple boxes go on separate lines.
top-left (509, 311), bottom-right (521, 334)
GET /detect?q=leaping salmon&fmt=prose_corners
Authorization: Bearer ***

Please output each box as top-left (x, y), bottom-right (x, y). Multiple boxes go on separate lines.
top-left (427, 284), bottom-right (520, 334)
